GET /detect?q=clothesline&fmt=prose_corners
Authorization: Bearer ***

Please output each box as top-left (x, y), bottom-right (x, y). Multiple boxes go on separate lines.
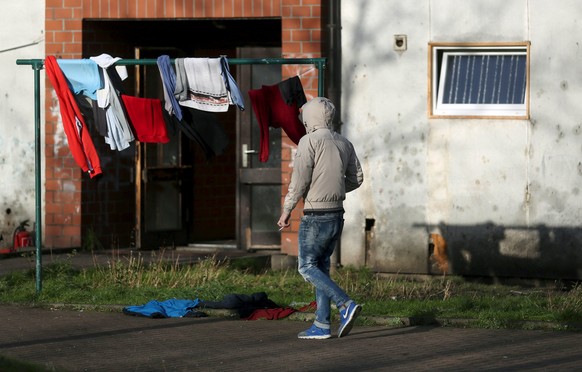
top-left (17, 57), bottom-right (327, 95)
top-left (15, 56), bottom-right (327, 295)
top-left (45, 55), bottom-right (320, 175)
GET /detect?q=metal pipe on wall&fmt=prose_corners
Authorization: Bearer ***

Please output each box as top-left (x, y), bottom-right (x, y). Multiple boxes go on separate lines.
top-left (322, 0), bottom-right (343, 269)
top-left (322, 0), bottom-right (342, 132)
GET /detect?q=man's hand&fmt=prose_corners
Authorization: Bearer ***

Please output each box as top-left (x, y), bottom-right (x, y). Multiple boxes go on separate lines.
top-left (277, 211), bottom-right (291, 230)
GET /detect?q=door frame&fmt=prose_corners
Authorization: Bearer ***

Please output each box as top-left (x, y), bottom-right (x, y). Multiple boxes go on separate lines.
top-left (236, 47), bottom-right (283, 251)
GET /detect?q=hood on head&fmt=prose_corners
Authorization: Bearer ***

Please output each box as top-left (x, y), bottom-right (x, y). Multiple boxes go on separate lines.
top-left (300, 97), bottom-right (335, 132)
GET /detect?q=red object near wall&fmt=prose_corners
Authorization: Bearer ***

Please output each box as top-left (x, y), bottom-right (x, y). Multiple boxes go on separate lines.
top-left (14, 230), bottom-right (32, 250)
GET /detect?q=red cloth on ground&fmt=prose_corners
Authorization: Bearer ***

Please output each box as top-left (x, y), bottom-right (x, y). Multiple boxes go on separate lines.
top-left (297, 301), bottom-right (317, 312)
top-left (248, 84), bottom-right (306, 162)
top-left (243, 300), bottom-right (317, 321)
top-left (45, 56), bottom-right (102, 178)
top-left (121, 95), bottom-right (170, 143)
top-left (243, 307), bottom-right (297, 320)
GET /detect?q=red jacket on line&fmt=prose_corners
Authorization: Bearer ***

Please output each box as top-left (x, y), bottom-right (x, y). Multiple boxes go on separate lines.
top-left (45, 56), bottom-right (102, 178)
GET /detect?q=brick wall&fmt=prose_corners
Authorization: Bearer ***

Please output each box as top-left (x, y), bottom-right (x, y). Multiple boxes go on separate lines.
top-left (280, 0), bottom-right (322, 255)
top-left (45, 0), bottom-right (322, 254)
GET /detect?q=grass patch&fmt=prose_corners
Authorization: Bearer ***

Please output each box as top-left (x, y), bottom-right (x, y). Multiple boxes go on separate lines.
top-left (1, 250), bottom-right (581, 329)
top-left (0, 355), bottom-right (60, 372)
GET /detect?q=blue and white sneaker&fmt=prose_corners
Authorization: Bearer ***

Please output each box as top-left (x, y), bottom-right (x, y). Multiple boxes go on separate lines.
top-left (338, 301), bottom-right (362, 338)
top-left (298, 324), bottom-right (331, 339)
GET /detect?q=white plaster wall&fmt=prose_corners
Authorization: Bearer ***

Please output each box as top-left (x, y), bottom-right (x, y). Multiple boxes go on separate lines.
top-left (528, 0), bottom-right (582, 227)
top-left (0, 1), bottom-right (44, 248)
top-left (341, 0), bottom-right (430, 272)
top-left (341, 0), bottom-right (582, 279)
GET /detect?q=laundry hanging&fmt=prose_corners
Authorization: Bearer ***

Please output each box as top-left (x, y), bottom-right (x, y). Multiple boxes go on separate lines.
top-left (182, 107), bottom-right (229, 158)
top-left (90, 53), bottom-right (135, 151)
top-left (157, 55), bottom-right (233, 160)
top-left (248, 76), bottom-right (307, 162)
top-left (219, 56), bottom-right (245, 111)
top-left (45, 55), bottom-right (236, 176)
top-left (156, 55), bottom-right (183, 121)
top-left (176, 57), bottom-right (231, 112)
top-left (121, 95), bottom-right (170, 144)
top-left (158, 106), bottom-right (228, 160)
top-left (45, 56), bottom-right (102, 178)
top-left (56, 58), bottom-right (102, 100)
top-left (44, 55), bottom-right (313, 176)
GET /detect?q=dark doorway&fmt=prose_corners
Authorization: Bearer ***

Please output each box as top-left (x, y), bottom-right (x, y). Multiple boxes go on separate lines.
top-left (81, 18), bottom-right (281, 250)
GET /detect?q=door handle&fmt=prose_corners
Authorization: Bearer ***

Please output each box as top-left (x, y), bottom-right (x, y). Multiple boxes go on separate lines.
top-left (242, 144), bottom-right (258, 168)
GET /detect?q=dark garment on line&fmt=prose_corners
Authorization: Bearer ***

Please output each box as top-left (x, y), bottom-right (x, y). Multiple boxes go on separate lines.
top-left (278, 75), bottom-right (307, 107)
top-left (105, 65), bottom-right (125, 95)
top-left (180, 107), bottom-right (230, 159)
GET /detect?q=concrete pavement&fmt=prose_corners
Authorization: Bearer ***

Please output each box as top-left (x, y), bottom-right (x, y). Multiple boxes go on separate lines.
top-left (1, 303), bottom-right (582, 371)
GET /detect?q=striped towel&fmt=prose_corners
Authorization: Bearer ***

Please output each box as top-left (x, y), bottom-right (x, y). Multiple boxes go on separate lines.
top-left (179, 57), bottom-right (230, 112)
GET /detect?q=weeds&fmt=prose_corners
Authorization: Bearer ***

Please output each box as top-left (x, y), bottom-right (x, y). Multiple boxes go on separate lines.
top-left (1, 250), bottom-right (581, 329)
top-left (82, 227), bottom-right (104, 252)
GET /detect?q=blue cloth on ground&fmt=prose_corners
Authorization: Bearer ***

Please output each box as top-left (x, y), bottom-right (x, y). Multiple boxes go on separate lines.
top-left (123, 298), bottom-right (201, 318)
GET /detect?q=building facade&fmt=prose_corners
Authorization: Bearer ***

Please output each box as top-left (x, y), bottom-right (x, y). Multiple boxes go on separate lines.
top-left (4, 0), bottom-right (582, 280)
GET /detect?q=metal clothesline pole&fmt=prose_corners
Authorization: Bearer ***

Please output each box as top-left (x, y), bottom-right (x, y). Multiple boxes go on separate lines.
top-left (20, 60), bottom-right (45, 295)
top-left (16, 56), bottom-right (327, 295)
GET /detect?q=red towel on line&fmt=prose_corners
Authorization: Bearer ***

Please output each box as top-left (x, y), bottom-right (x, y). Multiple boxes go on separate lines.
top-left (121, 95), bottom-right (170, 143)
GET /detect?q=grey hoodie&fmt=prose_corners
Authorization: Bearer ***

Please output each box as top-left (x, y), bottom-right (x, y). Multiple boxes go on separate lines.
top-left (283, 97), bottom-right (364, 214)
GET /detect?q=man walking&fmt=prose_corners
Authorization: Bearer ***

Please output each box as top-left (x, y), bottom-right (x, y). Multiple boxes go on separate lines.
top-left (277, 97), bottom-right (364, 339)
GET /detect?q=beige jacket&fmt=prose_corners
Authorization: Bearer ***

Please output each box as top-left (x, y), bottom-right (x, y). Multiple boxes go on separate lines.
top-left (283, 97), bottom-right (364, 214)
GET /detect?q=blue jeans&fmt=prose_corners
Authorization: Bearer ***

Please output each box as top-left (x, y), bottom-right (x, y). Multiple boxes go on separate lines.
top-left (298, 211), bottom-right (350, 329)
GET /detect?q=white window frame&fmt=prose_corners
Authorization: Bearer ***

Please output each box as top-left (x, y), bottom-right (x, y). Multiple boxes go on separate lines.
top-left (429, 42), bottom-right (530, 119)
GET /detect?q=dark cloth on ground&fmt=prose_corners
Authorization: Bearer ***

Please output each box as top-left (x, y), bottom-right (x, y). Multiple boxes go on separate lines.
top-left (201, 292), bottom-right (279, 319)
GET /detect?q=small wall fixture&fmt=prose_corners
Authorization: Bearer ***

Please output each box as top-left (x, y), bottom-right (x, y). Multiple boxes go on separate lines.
top-left (394, 34), bottom-right (407, 51)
